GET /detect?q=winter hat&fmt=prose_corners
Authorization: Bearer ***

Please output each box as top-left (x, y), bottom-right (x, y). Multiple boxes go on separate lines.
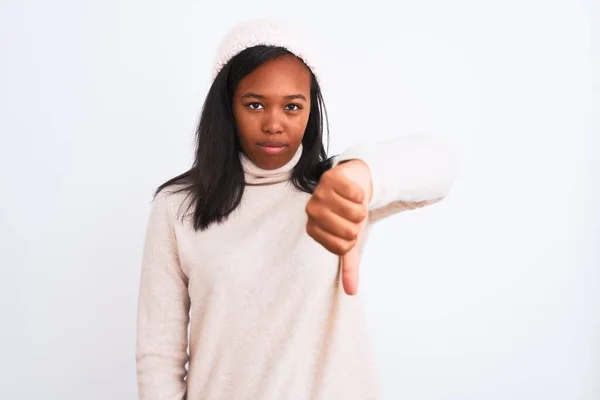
top-left (211, 18), bottom-right (318, 81)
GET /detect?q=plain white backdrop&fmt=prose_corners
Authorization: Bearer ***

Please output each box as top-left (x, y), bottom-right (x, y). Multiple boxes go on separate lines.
top-left (0, 0), bottom-right (597, 399)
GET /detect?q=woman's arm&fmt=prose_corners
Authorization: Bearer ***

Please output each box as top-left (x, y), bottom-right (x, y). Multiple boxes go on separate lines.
top-left (136, 191), bottom-right (190, 400)
top-left (333, 133), bottom-right (460, 224)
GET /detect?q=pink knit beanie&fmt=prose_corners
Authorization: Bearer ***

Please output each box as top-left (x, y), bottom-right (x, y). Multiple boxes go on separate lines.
top-left (210, 18), bottom-right (318, 81)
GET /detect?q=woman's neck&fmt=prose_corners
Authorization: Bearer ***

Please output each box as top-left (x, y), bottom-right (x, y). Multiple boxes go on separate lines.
top-left (240, 144), bottom-right (303, 185)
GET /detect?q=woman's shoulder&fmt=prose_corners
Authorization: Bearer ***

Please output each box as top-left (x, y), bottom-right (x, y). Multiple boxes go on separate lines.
top-left (152, 184), bottom-right (194, 223)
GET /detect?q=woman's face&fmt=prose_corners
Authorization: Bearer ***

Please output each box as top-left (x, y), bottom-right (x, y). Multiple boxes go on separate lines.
top-left (232, 55), bottom-right (312, 170)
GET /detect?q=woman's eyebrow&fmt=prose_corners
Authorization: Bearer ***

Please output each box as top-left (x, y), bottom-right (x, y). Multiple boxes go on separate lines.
top-left (241, 92), bottom-right (265, 99)
top-left (284, 94), bottom-right (307, 101)
top-left (241, 92), bottom-right (307, 101)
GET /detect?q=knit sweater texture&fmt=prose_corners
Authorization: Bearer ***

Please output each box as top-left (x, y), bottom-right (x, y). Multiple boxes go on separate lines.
top-left (136, 134), bottom-right (458, 400)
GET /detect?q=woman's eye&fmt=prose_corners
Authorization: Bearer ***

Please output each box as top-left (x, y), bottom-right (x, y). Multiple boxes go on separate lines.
top-left (247, 103), bottom-right (263, 110)
top-left (286, 104), bottom-right (302, 111)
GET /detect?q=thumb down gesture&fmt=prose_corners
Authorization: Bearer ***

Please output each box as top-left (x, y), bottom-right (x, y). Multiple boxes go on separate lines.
top-left (305, 160), bottom-right (372, 295)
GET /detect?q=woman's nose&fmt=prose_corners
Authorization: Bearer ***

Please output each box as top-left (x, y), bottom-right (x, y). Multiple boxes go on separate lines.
top-left (262, 109), bottom-right (284, 134)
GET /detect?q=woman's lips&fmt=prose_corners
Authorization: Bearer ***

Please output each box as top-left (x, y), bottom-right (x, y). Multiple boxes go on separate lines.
top-left (258, 144), bottom-right (285, 155)
top-left (257, 142), bottom-right (287, 155)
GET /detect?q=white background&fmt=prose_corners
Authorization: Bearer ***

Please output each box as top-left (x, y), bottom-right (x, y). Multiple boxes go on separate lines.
top-left (0, 0), bottom-right (597, 399)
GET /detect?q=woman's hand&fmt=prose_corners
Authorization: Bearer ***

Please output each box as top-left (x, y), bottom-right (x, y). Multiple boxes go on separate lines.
top-left (305, 160), bottom-right (372, 295)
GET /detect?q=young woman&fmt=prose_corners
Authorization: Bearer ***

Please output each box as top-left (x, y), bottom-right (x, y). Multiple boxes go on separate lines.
top-left (136, 19), bottom-right (458, 400)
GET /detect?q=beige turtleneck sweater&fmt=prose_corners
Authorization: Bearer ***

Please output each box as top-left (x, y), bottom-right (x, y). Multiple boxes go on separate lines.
top-left (136, 134), bottom-right (458, 400)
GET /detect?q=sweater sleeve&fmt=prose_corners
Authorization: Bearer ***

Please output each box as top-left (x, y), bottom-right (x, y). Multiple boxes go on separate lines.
top-left (333, 133), bottom-right (460, 224)
top-left (136, 190), bottom-right (190, 400)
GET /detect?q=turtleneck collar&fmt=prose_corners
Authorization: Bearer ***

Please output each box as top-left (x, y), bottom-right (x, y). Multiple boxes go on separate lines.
top-left (240, 144), bottom-right (303, 185)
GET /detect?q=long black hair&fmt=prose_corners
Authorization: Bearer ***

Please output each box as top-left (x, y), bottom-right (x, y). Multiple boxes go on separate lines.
top-left (155, 45), bottom-right (334, 231)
